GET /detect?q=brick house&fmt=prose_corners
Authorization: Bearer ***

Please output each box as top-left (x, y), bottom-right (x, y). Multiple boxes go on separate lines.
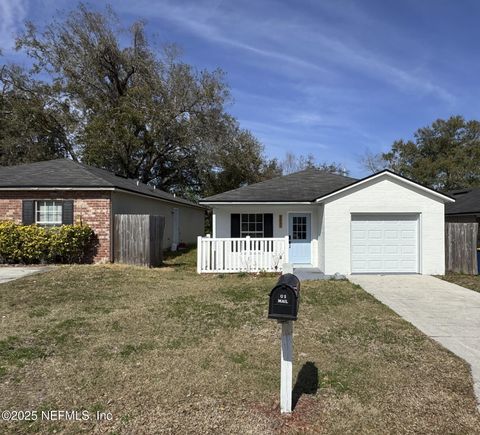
top-left (0, 159), bottom-right (205, 262)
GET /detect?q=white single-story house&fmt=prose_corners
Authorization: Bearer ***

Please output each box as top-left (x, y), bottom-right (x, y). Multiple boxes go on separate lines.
top-left (199, 169), bottom-right (454, 275)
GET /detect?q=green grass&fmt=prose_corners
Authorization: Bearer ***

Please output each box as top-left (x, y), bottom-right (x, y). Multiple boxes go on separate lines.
top-left (0, 336), bottom-right (46, 366)
top-left (0, 249), bottom-right (479, 433)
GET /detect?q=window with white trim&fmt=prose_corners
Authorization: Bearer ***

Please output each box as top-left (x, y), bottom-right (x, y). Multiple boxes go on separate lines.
top-left (292, 216), bottom-right (307, 240)
top-left (35, 200), bottom-right (63, 225)
top-left (240, 213), bottom-right (264, 237)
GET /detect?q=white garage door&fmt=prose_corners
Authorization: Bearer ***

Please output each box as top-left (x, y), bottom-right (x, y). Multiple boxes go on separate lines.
top-left (351, 214), bottom-right (418, 273)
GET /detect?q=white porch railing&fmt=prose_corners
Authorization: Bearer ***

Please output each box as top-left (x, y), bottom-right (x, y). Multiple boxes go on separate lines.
top-left (197, 236), bottom-right (289, 273)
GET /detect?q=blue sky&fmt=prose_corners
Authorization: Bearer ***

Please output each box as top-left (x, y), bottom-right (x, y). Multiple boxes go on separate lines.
top-left (1, 0), bottom-right (479, 177)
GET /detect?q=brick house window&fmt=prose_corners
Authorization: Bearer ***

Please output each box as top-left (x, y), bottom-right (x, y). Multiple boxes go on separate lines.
top-left (35, 201), bottom-right (63, 225)
top-left (22, 199), bottom-right (73, 226)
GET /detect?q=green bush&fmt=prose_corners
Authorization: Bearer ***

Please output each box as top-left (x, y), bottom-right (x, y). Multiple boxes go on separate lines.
top-left (0, 222), bottom-right (96, 264)
top-left (48, 225), bottom-right (96, 263)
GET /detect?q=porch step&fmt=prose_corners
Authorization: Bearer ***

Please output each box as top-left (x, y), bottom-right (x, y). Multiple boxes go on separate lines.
top-left (293, 268), bottom-right (328, 282)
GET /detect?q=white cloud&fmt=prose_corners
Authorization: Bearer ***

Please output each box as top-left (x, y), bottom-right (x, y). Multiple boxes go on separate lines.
top-left (118, 0), bottom-right (453, 103)
top-left (116, 0), bottom-right (330, 74)
top-left (0, 0), bottom-right (27, 52)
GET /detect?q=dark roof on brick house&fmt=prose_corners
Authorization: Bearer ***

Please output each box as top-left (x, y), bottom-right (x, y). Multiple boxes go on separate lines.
top-left (0, 159), bottom-right (203, 209)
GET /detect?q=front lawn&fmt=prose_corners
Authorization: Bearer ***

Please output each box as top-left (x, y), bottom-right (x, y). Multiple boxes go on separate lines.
top-left (441, 273), bottom-right (480, 293)
top-left (1, 250), bottom-right (479, 433)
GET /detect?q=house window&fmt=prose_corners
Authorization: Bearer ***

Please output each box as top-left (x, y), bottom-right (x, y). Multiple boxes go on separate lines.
top-left (292, 216), bottom-right (307, 240)
top-left (241, 214), bottom-right (264, 238)
top-left (35, 200), bottom-right (63, 225)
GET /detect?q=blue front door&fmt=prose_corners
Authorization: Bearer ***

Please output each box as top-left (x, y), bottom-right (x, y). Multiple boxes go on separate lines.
top-left (289, 213), bottom-right (311, 264)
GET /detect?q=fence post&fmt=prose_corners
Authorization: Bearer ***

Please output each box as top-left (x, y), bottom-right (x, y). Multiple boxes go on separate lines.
top-left (284, 235), bottom-right (290, 265)
top-left (197, 236), bottom-right (202, 274)
top-left (246, 236), bottom-right (251, 272)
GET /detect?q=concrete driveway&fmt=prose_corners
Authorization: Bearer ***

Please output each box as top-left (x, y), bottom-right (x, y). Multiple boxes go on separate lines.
top-left (348, 274), bottom-right (480, 409)
top-left (0, 267), bottom-right (50, 284)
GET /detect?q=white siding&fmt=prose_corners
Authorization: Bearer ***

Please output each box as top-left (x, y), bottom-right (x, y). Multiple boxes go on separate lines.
top-left (212, 204), bottom-right (323, 267)
top-left (322, 175), bottom-right (445, 275)
top-left (318, 205), bottom-right (325, 271)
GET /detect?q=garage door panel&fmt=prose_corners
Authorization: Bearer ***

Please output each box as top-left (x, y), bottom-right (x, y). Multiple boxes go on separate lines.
top-left (352, 246), bottom-right (367, 255)
top-left (351, 214), bottom-right (418, 273)
top-left (384, 245), bottom-right (400, 255)
top-left (401, 260), bottom-right (417, 269)
top-left (367, 260), bottom-right (383, 270)
top-left (401, 246), bottom-right (416, 255)
top-left (384, 230), bottom-right (399, 239)
top-left (384, 260), bottom-right (401, 270)
top-left (401, 230), bottom-right (415, 238)
top-left (351, 229), bottom-right (367, 239)
top-left (368, 245), bottom-right (382, 254)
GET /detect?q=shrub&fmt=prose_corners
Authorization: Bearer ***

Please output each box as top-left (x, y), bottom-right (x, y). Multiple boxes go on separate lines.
top-left (16, 224), bottom-right (50, 264)
top-left (0, 222), bottom-right (97, 264)
top-left (48, 225), bottom-right (96, 263)
top-left (0, 222), bottom-right (21, 263)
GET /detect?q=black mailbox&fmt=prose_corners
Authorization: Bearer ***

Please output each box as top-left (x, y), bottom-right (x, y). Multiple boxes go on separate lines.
top-left (268, 274), bottom-right (300, 321)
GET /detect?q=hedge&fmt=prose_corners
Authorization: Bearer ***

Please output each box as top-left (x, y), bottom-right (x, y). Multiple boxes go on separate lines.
top-left (0, 222), bottom-right (97, 264)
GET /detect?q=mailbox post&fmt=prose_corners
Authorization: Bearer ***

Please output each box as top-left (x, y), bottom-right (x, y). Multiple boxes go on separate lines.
top-left (268, 273), bottom-right (300, 414)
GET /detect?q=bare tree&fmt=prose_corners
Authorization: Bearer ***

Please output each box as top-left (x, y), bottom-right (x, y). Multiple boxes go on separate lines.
top-left (360, 150), bottom-right (387, 174)
top-left (280, 152), bottom-right (348, 175)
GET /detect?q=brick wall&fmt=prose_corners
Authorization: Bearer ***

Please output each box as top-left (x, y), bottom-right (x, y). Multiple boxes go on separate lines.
top-left (0, 190), bottom-right (112, 262)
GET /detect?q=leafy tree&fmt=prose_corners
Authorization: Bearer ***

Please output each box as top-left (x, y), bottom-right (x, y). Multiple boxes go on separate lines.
top-left (379, 116), bottom-right (480, 190)
top-left (1, 4), bottom-right (277, 197)
top-left (280, 152), bottom-right (348, 175)
top-left (0, 65), bottom-right (78, 165)
top-left (200, 116), bottom-right (281, 196)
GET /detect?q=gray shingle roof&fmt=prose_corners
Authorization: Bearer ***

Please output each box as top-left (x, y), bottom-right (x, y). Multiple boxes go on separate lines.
top-left (201, 168), bottom-right (357, 202)
top-left (446, 188), bottom-right (480, 215)
top-left (0, 159), bottom-right (203, 209)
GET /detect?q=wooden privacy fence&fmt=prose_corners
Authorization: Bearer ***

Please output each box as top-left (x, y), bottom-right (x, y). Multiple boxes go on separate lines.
top-left (445, 222), bottom-right (478, 274)
top-left (114, 214), bottom-right (165, 267)
top-left (197, 236), bottom-right (289, 273)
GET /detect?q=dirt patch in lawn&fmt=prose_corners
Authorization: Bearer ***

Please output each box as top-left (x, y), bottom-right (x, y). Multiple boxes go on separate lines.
top-left (1, 250), bottom-right (479, 434)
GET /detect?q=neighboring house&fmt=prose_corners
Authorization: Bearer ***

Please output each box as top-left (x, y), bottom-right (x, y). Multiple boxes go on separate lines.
top-left (0, 159), bottom-right (205, 262)
top-left (200, 169), bottom-right (454, 275)
top-left (445, 188), bottom-right (480, 247)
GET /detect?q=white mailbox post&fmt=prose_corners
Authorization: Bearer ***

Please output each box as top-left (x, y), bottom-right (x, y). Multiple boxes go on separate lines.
top-left (268, 273), bottom-right (300, 414)
top-left (280, 320), bottom-right (293, 413)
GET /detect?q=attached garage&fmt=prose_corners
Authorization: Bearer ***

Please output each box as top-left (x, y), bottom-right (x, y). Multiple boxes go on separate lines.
top-left (320, 171), bottom-right (454, 276)
top-left (351, 214), bottom-right (419, 273)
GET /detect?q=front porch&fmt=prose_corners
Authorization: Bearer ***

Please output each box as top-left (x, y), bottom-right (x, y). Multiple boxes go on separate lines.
top-left (196, 236), bottom-right (330, 275)
top-left (200, 204), bottom-right (324, 274)
top-left (196, 235), bottom-right (290, 273)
